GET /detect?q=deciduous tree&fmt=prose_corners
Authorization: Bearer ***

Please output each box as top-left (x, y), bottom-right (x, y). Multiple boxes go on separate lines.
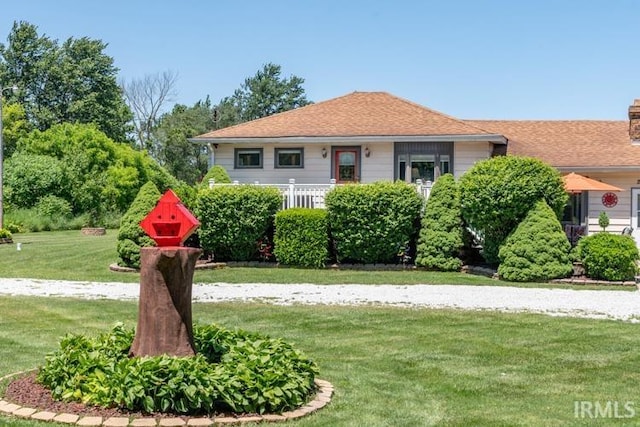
top-left (216, 63), bottom-right (311, 127)
top-left (152, 99), bottom-right (213, 184)
top-left (0, 21), bottom-right (132, 142)
top-left (122, 70), bottom-right (178, 151)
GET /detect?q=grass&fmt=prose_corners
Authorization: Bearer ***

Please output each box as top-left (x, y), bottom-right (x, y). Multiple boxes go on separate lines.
top-left (1, 298), bottom-right (640, 426)
top-left (0, 230), bottom-right (633, 290)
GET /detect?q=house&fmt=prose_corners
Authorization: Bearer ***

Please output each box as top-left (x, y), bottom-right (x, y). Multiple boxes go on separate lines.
top-left (190, 92), bottom-right (640, 244)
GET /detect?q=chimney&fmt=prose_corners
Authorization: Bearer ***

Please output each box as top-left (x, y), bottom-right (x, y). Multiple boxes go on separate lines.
top-left (629, 99), bottom-right (640, 141)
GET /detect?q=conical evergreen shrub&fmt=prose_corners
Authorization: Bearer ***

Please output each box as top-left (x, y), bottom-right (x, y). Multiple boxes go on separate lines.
top-left (415, 174), bottom-right (463, 271)
top-left (117, 181), bottom-right (161, 268)
top-left (498, 199), bottom-right (572, 282)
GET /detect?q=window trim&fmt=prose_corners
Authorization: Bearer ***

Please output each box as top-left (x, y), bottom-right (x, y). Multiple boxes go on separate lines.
top-left (274, 147), bottom-right (304, 169)
top-left (234, 148), bottom-right (263, 169)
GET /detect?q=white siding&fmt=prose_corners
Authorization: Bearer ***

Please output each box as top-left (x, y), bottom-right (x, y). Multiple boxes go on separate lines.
top-left (361, 143), bottom-right (394, 182)
top-left (582, 172), bottom-right (635, 235)
top-left (213, 142), bottom-right (394, 184)
top-left (453, 141), bottom-right (493, 178)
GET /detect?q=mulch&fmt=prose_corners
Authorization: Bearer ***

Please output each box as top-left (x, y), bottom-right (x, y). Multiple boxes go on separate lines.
top-left (3, 372), bottom-right (253, 421)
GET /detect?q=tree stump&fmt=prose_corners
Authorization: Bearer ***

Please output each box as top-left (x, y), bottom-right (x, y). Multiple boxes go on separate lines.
top-left (129, 246), bottom-right (202, 357)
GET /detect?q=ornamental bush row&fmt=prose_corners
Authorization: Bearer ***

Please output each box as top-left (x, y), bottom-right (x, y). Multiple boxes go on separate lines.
top-left (117, 181), bottom-right (425, 268)
top-left (196, 180), bottom-right (423, 266)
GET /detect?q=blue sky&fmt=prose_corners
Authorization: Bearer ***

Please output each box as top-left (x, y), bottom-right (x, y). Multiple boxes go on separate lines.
top-left (2, 1), bottom-right (639, 120)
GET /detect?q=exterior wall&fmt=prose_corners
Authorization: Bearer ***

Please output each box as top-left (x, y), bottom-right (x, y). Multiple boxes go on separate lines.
top-left (453, 141), bottom-right (493, 178)
top-left (581, 172), bottom-right (635, 235)
top-left (212, 141), bottom-right (394, 184)
top-left (212, 140), bottom-right (494, 184)
top-left (360, 142), bottom-right (394, 182)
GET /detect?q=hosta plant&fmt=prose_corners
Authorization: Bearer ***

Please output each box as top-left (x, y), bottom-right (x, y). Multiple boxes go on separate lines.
top-left (38, 323), bottom-right (319, 415)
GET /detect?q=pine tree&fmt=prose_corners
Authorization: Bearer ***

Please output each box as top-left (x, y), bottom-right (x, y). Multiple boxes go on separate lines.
top-left (498, 200), bottom-right (572, 282)
top-left (117, 181), bottom-right (161, 268)
top-left (415, 174), bottom-right (463, 271)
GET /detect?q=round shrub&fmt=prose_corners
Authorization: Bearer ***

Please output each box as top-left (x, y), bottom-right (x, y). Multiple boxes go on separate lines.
top-left (459, 156), bottom-right (567, 265)
top-left (274, 208), bottom-right (328, 268)
top-left (38, 323), bottom-right (318, 415)
top-left (498, 200), bottom-right (573, 282)
top-left (35, 195), bottom-right (73, 219)
top-left (0, 228), bottom-right (12, 239)
top-left (199, 165), bottom-right (232, 188)
top-left (415, 174), bottom-right (463, 271)
top-left (116, 181), bottom-right (161, 268)
top-left (576, 233), bottom-right (639, 281)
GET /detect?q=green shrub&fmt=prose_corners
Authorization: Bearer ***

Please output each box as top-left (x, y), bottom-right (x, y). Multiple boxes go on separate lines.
top-left (199, 165), bottom-right (232, 188)
top-left (415, 174), bottom-right (463, 271)
top-left (498, 200), bottom-right (573, 282)
top-left (325, 181), bottom-right (423, 264)
top-left (4, 208), bottom-right (88, 232)
top-left (116, 181), bottom-right (160, 268)
top-left (459, 156), bottom-right (568, 265)
top-left (4, 153), bottom-right (68, 209)
top-left (274, 208), bottom-right (328, 268)
top-left (0, 228), bottom-right (12, 239)
top-left (598, 211), bottom-right (610, 231)
top-left (195, 185), bottom-right (282, 261)
top-left (576, 233), bottom-right (639, 281)
top-left (38, 323), bottom-right (318, 415)
top-left (35, 195), bottom-right (73, 219)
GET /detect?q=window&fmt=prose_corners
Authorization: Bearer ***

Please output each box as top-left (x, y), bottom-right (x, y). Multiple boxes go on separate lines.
top-left (394, 142), bottom-right (453, 183)
top-left (235, 148), bottom-right (263, 169)
top-left (275, 148), bottom-right (304, 168)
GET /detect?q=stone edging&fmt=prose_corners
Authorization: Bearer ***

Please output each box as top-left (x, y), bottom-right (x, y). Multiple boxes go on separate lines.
top-left (0, 370), bottom-right (333, 426)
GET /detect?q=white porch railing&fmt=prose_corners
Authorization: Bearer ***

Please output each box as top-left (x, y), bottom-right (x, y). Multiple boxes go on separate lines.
top-left (208, 178), bottom-right (432, 210)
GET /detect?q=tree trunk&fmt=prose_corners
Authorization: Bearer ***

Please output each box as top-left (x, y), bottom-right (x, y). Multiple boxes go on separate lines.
top-left (129, 246), bottom-right (202, 357)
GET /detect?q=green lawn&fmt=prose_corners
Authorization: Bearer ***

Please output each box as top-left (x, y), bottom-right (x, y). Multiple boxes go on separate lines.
top-left (1, 231), bottom-right (639, 425)
top-left (0, 230), bottom-right (632, 290)
top-left (1, 298), bottom-right (639, 426)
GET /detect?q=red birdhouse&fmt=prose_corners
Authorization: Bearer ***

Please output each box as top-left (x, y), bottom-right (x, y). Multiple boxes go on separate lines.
top-left (140, 190), bottom-right (200, 247)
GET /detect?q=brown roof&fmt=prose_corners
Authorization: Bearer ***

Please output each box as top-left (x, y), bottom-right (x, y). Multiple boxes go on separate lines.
top-left (194, 91), bottom-right (496, 139)
top-left (467, 120), bottom-right (639, 169)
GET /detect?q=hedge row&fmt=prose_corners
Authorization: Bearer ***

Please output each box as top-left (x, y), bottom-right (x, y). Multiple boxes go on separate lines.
top-left (117, 171), bottom-right (638, 282)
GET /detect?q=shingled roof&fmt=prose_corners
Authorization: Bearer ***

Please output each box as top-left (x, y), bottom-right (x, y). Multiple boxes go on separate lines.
top-left (466, 120), bottom-right (638, 169)
top-left (193, 91), bottom-right (499, 140)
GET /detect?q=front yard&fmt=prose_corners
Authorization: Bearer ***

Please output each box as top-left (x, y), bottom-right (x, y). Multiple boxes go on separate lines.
top-left (1, 298), bottom-right (639, 426)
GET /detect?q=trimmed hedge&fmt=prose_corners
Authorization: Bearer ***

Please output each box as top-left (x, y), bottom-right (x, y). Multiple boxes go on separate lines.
top-left (415, 174), bottom-right (463, 271)
top-left (459, 156), bottom-right (567, 265)
top-left (116, 181), bottom-right (160, 268)
top-left (274, 208), bottom-right (328, 268)
top-left (498, 200), bottom-right (573, 282)
top-left (325, 181), bottom-right (423, 264)
top-left (577, 233), bottom-right (639, 281)
top-left (195, 185), bottom-right (282, 261)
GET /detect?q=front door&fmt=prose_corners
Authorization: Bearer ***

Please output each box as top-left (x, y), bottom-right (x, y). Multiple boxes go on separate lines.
top-left (631, 189), bottom-right (640, 244)
top-left (334, 149), bottom-right (359, 183)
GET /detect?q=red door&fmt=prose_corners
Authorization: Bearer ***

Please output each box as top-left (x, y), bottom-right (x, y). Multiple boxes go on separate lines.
top-left (334, 149), bottom-right (359, 183)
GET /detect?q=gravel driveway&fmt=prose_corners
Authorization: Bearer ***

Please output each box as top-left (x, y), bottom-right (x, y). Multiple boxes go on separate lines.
top-left (1, 278), bottom-right (639, 322)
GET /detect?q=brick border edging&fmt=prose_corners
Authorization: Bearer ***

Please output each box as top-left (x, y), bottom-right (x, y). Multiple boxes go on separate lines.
top-left (0, 371), bottom-right (333, 426)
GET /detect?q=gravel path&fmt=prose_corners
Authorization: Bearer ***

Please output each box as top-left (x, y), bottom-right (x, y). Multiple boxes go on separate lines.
top-left (1, 278), bottom-right (639, 322)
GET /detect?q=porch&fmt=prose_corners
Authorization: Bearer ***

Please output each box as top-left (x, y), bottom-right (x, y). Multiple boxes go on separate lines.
top-left (208, 178), bottom-right (433, 210)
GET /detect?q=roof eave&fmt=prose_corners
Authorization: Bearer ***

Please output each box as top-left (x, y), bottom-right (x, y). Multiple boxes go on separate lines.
top-left (556, 166), bottom-right (640, 173)
top-left (189, 134), bottom-right (507, 145)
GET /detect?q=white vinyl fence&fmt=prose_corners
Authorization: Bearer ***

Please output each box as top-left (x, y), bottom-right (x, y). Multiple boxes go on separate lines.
top-left (208, 178), bottom-right (433, 210)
